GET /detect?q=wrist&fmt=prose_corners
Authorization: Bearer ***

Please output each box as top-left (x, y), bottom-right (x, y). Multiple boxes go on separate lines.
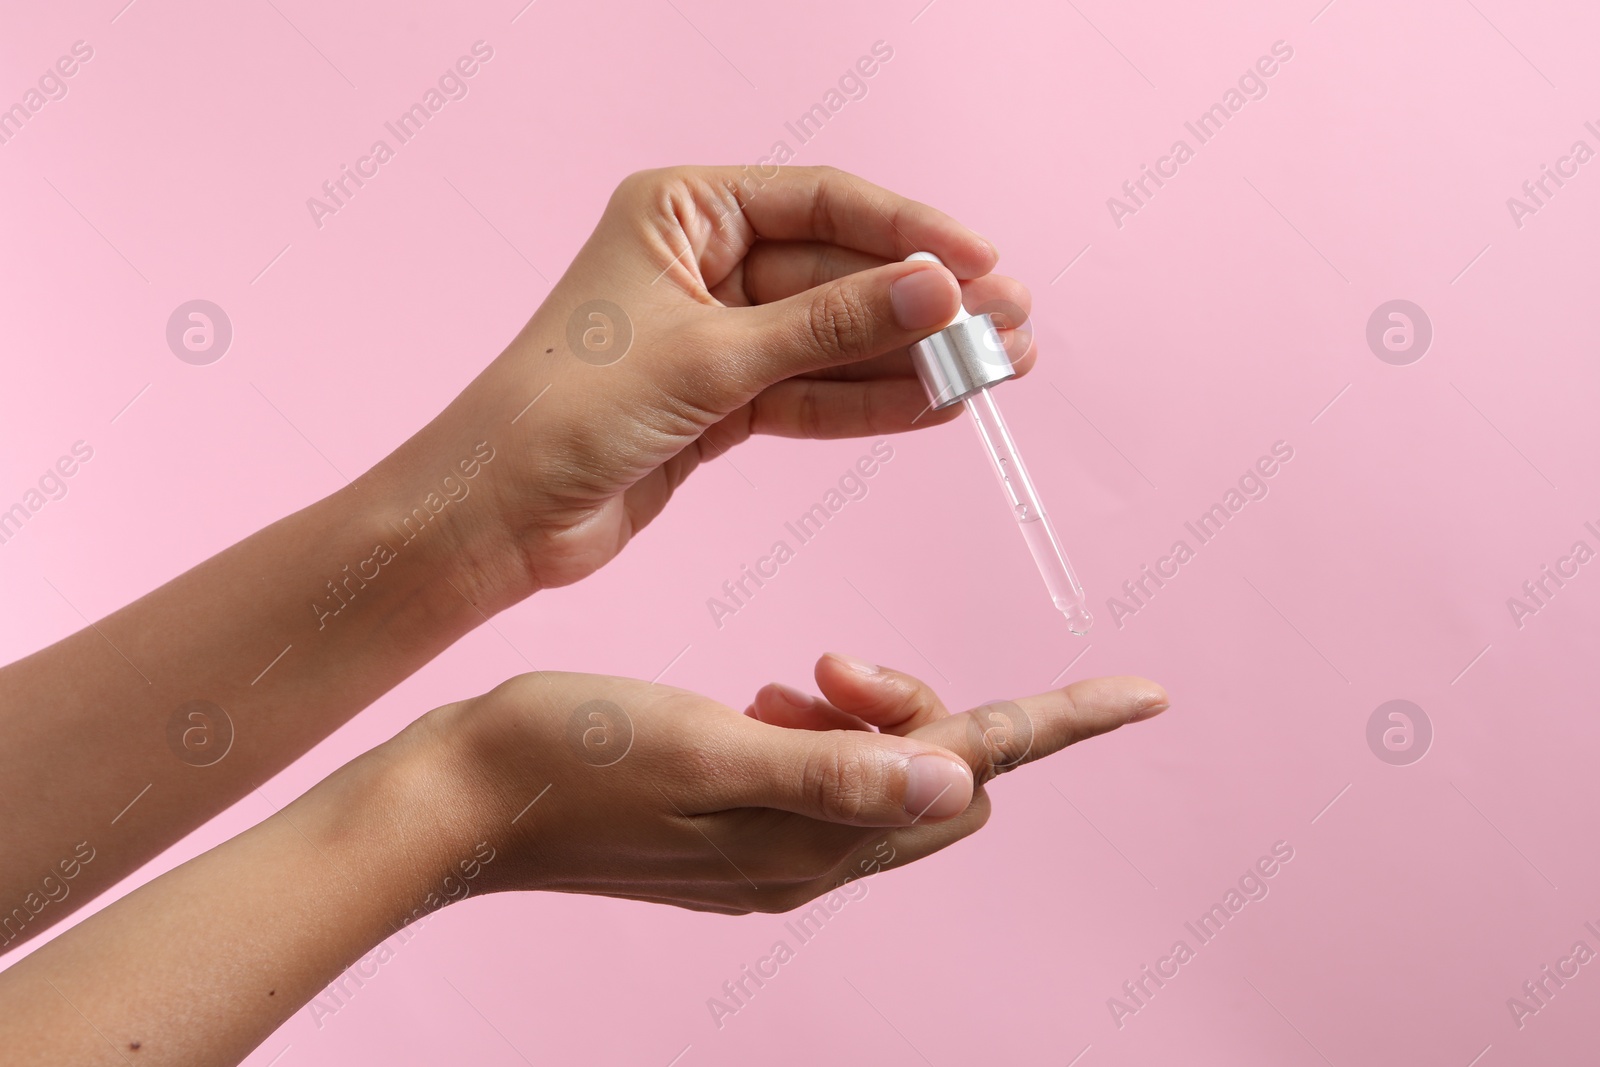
top-left (337, 424), bottom-right (530, 619)
top-left (399, 681), bottom-right (566, 898)
top-left (300, 713), bottom-right (494, 927)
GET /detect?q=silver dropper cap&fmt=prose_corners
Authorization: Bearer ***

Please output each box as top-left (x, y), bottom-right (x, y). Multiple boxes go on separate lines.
top-left (905, 251), bottom-right (1016, 410)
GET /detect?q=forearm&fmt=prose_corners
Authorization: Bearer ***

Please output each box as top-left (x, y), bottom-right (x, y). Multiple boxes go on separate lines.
top-left (0, 424), bottom-right (514, 949)
top-left (0, 728), bottom-right (464, 1067)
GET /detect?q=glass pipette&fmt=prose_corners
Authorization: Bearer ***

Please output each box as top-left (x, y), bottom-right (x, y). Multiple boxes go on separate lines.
top-left (906, 252), bottom-right (1094, 634)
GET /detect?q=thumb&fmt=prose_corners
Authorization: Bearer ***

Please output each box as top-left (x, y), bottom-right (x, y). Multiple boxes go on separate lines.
top-left (749, 259), bottom-right (964, 377)
top-left (729, 723), bottom-right (975, 827)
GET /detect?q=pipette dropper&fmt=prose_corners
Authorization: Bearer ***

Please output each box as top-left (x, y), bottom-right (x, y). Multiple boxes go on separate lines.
top-left (905, 252), bottom-right (1094, 634)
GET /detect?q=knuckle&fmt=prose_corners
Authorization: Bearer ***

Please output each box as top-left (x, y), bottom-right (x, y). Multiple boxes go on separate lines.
top-left (1054, 687), bottom-right (1084, 748)
top-left (809, 169), bottom-right (841, 244)
top-left (855, 378), bottom-right (880, 434)
top-left (966, 700), bottom-right (1037, 782)
top-left (617, 167), bottom-right (666, 194)
top-left (960, 710), bottom-right (1002, 786)
top-left (813, 164), bottom-right (850, 195)
top-left (611, 167), bottom-right (686, 217)
top-left (796, 383), bottom-right (824, 438)
top-left (810, 243), bottom-right (842, 289)
top-left (610, 169), bottom-right (654, 205)
top-left (805, 284), bottom-right (871, 361)
top-left (880, 678), bottom-right (933, 731)
top-left (804, 735), bottom-right (877, 824)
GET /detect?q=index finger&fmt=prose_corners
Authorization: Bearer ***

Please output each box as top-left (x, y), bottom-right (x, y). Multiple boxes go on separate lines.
top-left (709, 165), bottom-right (999, 279)
top-left (907, 676), bottom-right (1170, 786)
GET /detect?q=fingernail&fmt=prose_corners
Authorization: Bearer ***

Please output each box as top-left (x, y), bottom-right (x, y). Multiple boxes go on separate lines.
top-left (903, 755), bottom-right (971, 820)
top-left (771, 683), bottom-right (814, 710)
top-left (831, 653), bottom-right (879, 677)
top-left (1127, 700), bottom-right (1169, 724)
top-left (890, 268), bottom-right (959, 331)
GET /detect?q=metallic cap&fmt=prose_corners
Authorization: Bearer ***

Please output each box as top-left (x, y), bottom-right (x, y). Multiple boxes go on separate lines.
top-left (910, 311), bottom-right (1016, 410)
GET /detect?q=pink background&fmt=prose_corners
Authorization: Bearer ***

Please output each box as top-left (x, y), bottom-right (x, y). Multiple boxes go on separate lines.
top-left (3, 0), bottom-right (1598, 1063)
